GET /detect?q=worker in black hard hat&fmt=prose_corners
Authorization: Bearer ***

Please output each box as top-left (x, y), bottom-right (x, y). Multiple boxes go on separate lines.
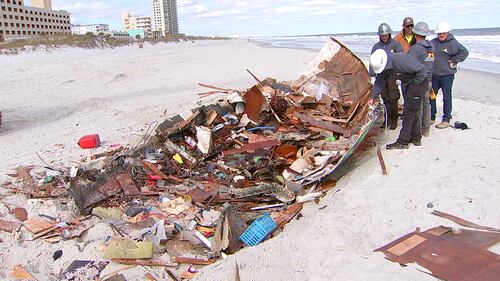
top-left (369, 23), bottom-right (403, 130)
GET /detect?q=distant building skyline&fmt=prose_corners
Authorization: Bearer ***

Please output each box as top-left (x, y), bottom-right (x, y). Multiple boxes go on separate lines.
top-left (43, 0), bottom-right (500, 37)
top-left (71, 23), bottom-right (109, 35)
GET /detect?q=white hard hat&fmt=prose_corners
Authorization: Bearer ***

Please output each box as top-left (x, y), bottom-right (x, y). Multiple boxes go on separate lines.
top-left (370, 49), bottom-right (388, 74)
top-left (435, 22), bottom-right (452, 34)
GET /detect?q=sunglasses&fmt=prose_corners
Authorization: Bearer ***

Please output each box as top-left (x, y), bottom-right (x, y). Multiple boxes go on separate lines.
top-left (405, 25), bottom-right (414, 28)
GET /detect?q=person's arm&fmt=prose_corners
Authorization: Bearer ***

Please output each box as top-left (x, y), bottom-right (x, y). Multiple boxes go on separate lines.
top-left (400, 56), bottom-right (426, 85)
top-left (370, 73), bottom-right (386, 100)
top-left (369, 45), bottom-right (377, 77)
top-left (394, 41), bottom-right (403, 54)
top-left (451, 41), bottom-right (469, 63)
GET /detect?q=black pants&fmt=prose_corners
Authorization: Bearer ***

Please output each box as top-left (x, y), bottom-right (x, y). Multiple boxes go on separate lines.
top-left (381, 70), bottom-right (400, 127)
top-left (397, 78), bottom-right (428, 144)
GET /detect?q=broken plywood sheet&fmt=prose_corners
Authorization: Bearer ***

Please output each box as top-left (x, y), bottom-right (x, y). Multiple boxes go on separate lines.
top-left (23, 218), bottom-right (53, 234)
top-left (0, 219), bottom-right (22, 233)
top-left (243, 86), bottom-right (265, 123)
top-left (375, 227), bottom-right (500, 281)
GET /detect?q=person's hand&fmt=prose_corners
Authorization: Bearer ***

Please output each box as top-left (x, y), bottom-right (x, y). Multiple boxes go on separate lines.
top-left (368, 99), bottom-right (374, 106)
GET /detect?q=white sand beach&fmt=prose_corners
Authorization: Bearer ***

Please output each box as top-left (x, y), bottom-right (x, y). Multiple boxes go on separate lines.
top-left (1, 40), bottom-right (499, 280)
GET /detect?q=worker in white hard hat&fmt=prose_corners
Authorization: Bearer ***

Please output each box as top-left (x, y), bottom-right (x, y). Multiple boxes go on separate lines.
top-left (369, 23), bottom-right (403, 130)
top-left (431, 22), bottom-right (469, 129)
top-left (408, 22), bottom-right (435, 137)
top-left (368, 49), bottom-right (427, 149)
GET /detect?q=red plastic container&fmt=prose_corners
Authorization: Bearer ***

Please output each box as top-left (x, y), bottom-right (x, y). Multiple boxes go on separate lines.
top-left (78, 134), bottom-right (100, 149)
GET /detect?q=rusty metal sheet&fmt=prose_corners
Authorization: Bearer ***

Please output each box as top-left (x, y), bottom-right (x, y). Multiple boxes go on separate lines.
top-left (295, 112), bottom-right (347, 135)
top-left (375, 227), bottom-right (500, 281)
top-left (115, 173), bottom-right (140, 196)
top-left (432, 210), bottom-right (500, 232)
top-left (223, 140), bottom-right (280, 156)
top-left (0, 219), bottom-right (22, 233)
top-left (69, 176), bottom-right (109, 214)
top-left (186, 188), bottom-right (212, 203)
top-left (98, 176), bottom-right (122, 196)
top-left (243, 86), bottom-right (265, 123)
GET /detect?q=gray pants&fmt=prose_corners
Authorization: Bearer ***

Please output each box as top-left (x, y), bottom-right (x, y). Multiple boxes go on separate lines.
top-left (418, 81), bottom-right (432, 129)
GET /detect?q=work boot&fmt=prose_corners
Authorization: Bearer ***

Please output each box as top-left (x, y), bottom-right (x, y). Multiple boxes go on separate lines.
top-left (421, 128), bottom-right (430, 137)
top-left (389, 123), bottom-right (398, 130)
top-left (386, 142), bottom-right (409, 150)
top-left (435, 121), bottom-right (450, 129)
top-left (411, 140), bottom-right (422, 146)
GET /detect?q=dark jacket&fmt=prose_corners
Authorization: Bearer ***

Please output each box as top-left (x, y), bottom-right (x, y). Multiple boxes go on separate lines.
top-left (371, 54), bottom-right (426, 99)
top-left (369, 37), bottom-right (403, 76)
top-left (431, 34), bottom-right (469, 76)
top-left (408, 40), bottom-right (435, 80)
top-left (394, 31), bottom-right (416, 54)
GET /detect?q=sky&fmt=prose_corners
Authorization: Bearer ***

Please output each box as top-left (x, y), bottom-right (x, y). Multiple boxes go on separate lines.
top-left (27, 0), bottom-right (500, 36)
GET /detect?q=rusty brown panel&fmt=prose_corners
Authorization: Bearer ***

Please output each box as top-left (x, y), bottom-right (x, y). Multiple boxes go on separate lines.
top-left (295, 112), bottom-right (347, 135)
top-left (375, 227), bottom-right (500, 281)
top-left (222, 140), bottom-right (280, 156)
top-left (98, 176), bottom-right (122, 196)
top-left (243, 86), bottom-right (265, 123)
top-left (115, 173), bottom-right (140, 196)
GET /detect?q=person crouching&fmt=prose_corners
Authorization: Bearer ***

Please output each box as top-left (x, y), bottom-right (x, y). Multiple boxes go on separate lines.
top-left (368, 49), bottom-right (428, 149)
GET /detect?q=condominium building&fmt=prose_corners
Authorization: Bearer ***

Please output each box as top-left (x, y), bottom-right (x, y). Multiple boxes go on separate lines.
top-left (0, 0), bottom-right (71, 39)
top-left (121, 12), bottom-right (151, 34)
top-left (152, 0), bottom-right (178, 37)
top-left (71, 24), bottom-right (109, 35)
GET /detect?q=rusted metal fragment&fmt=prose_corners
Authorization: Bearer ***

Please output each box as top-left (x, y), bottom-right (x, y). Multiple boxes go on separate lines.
top-left (142, 160), bottom-right (183, 183)
top-left (171, 256), bottom-right (217, 265)
top-left (15, 166), bottom-right (34, 187)
top-left (186, 188), bottom-right (212, 204)
top-left (225, 207), bottom-right (247, 254)
top-left (243, 86), bottom-right (265, 123)
top-left (99, 176), bottom-right (122, 196)
top-left (295, 112), bottom-right (347, 135)
top-left (115, 173), bottom-right (140, 196)
top-left (70, 176), bottom-right (109, 214)
top-left (431, 210), bottom-right (500, 232)
top-left (0, 219), bottom-right (22, 233)
top-left (377, 147), bottom-right (388, 176)
top-left (275, 203), bottom-right (303, 228)
top-left (12, 207), bottom-right (28, 222)
top-left (375, 227), bottom-right (500, 281)
top-left (223, 140), bottom-right (280, 156)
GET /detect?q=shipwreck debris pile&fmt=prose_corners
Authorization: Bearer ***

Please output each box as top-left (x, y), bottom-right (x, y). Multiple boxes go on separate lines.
top-left (1, 38), bottom-right (379, 280)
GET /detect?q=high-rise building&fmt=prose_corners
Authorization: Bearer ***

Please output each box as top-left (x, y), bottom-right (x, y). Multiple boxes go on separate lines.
top-left (31, 0), bottom-right (52, 10)
top-left (121, 11), bottom-right (151, 34)
top-left (0, 0), bottom-right (71, 39)
top-left (152, 0), bottom-right (178, 37)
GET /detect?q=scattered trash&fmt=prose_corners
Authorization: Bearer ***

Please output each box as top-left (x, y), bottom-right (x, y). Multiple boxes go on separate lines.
top-left (2, 37), bottom-right (382, 280)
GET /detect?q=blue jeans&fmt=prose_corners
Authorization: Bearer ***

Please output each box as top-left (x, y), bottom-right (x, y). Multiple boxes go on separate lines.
top-left (431, 74), bottom-right (455, 122)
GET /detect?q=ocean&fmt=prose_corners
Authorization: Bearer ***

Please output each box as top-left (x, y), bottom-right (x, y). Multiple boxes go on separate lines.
top-left (252, 28), bottom-right (500, 74)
